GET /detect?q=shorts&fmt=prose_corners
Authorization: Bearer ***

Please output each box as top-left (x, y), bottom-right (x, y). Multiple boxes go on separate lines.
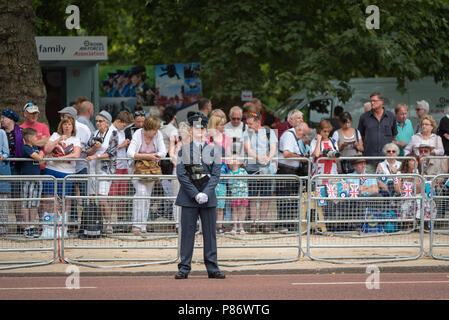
top-left (42, 168), bottom-right (74, 198)
top-left (109, 169), bottom-right (129, 196)
top-left (230, 199), bottom-right (248, 207)
top-left (247, 171), bottom-right (273, 197)
top-left (215, 183), bottom-right (227, 209)
top-left (22, 181), bottom-right (43, 209)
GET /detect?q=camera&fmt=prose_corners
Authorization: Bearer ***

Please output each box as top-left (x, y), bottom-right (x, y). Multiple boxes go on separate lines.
top-left (322, 148), bottom-right (340, 158)
top-left (92, 136), bottom-right (104, 144)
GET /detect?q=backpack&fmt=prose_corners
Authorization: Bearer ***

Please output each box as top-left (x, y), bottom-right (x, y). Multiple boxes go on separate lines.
top-left (79, 200), bottom-right (103, 239)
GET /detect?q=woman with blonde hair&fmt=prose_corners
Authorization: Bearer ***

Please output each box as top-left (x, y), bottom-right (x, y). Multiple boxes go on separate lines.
top-left (42, 116), bottom-right (81, 216)
top-left (127, 116), bottom-right (166, 235)
top-left (404, 115), bottom-right (444, 156)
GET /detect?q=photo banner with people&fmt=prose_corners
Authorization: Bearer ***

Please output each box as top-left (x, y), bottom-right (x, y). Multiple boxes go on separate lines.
top-left (99, 63), bottom-right (202, 116)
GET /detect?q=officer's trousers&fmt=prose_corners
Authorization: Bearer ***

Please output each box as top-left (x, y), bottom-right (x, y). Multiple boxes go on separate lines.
top-left (178, 206), bottom-right (219, 275)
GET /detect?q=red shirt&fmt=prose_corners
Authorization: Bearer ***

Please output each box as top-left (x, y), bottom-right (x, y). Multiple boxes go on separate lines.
top-left (20, 121), bottom-right (50, 169)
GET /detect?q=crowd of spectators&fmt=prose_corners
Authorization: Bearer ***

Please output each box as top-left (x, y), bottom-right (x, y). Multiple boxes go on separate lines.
top-left (1, 92), bottom-right (449, 237)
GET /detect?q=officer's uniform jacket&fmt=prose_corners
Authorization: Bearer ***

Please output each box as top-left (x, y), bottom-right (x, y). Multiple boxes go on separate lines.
top-left (175, 141), bottom-right (222, 208)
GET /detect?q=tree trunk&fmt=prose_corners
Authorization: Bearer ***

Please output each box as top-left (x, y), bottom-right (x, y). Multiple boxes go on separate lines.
top-left (0, 0), bottom-right (47, 124)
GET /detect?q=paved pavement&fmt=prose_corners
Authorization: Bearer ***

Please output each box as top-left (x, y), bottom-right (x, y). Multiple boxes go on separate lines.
top-left (1, 253), bottom-right (448, 277)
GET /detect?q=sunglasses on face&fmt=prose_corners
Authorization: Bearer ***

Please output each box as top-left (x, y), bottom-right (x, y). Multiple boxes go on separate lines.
top-left (95, 119), bottom-right (106, 123)
top-left (231, 117), bottom-right (242, 121)
top-left (386, 150), bottom-right (397, 154)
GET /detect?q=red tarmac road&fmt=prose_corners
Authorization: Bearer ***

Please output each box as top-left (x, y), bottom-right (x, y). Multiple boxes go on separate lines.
top-left (0, 273), bottom-right (448, 300)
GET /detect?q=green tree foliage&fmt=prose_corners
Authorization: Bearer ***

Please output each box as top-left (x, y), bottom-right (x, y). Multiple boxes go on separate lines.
top-left (34, 0), bottom-right (449, 112)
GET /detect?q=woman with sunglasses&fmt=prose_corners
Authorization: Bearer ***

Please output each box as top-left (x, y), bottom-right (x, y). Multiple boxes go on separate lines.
top-left (85, 110), bottom-right (118, 234)
top-left (376, 143), bottom-right (402, 196)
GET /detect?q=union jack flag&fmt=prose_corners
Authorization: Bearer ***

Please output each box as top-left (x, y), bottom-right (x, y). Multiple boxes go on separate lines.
top-left (349, 184), bottom-right (359, 198)
top-left (326, 184), bottom-right (337, 198)
top-left (393, 177), bottom-right (399, 185)
top-left (360, 177), bottom-right (366, 185)
top-left (402, 182), bottom-right (413, 197)
top-left (317, 186), bottom-right (327, 206)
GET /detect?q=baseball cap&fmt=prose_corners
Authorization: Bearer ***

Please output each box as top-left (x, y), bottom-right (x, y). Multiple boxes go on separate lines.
top-left (58, 106), bottom-right (78, 118)
top-left (23, 102), bottom-right (39, 113)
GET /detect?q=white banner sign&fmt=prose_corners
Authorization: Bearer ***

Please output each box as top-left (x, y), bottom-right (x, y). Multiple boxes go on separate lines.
top-left (35, 36), bottom-right (108, 61)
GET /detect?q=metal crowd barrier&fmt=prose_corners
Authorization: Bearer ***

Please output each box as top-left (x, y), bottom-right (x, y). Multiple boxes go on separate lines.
top-left (0, 175), bottom-right (58, 270)
top-left (306, 173), bottom-right (425, 264)
top-left (430, 174), bottom-right (449, 260)
top-left (193, 174), bottom-right (304, 267)
top-left (3, 154), bottom-right (449, 269)
top-left (61, 174), bottom-right (179, 268)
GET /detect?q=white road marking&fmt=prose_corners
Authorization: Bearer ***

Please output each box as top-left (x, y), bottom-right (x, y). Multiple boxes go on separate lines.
top-left (0, 287), bottom-right (97, 290)
top-left (292, 280), bottom-right (449, 286)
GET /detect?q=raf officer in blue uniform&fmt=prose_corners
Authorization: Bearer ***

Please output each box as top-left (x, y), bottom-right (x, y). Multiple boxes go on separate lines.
top-left (174, 112), bottom-right (226, 279)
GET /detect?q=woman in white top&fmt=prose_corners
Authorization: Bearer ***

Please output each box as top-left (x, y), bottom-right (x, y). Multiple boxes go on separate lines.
top-left (331, 112), bottom-right (363, 174)
top-left (404, 115), bottom-right (444, 156)
top-left (127, 116), bottom-right (166, 235)
top-left (85, 110), bottom-right (118, 234)
top-left (43, 116), bottom-right (81, 215)
top-left (376, 142), bottom-right (402, 196)
top-left (107, 111), bottom-right (133, 233)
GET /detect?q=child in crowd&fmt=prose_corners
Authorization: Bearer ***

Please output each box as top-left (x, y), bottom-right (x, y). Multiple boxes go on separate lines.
top-left (21, 128), bottom-right (45, 238)
top-left (215, 159), bottom-right (229, 234)
top-left (227, 153), bottom-right (248, 235)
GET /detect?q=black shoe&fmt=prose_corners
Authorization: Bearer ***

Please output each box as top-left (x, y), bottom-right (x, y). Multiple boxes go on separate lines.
top-left (208, 271), bottom-right (226, 279)
top-left (174, 272), bottom-right (188, 279)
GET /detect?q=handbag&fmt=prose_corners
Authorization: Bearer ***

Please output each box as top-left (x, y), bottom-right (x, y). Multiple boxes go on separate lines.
top-left (135, 160), bottom-right (162, 180)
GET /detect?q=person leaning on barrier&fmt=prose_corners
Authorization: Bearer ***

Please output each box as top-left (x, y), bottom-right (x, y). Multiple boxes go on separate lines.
top-left (331, 112), bottom-right (363, 174)
top-left (276, 121), bottom-right (310, 232)
top-left (0, 109), bottom-right (24, 234)
top-left (20, 128), bottom-right (44, 238)
top-left (85, 110), bottom-right (118, 234)
top-left (0, 128), bottom-right (11, 235)
top-left (242, 112), bottom-right (278, 233)
top-left (174, 112), bottom-right (225, 279)
top-left (42, 116), bottom-right (82, 221)
top-left (310, 119), bottom-right (339, 178)
top-left (376, 143), bottom-right (402, 196)
top-left (127, 116), bottom-right (166, 235)
top-left (108, 111), bottom-right (133, 233)
top-left (57, 106), bottom-right (92, 234)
